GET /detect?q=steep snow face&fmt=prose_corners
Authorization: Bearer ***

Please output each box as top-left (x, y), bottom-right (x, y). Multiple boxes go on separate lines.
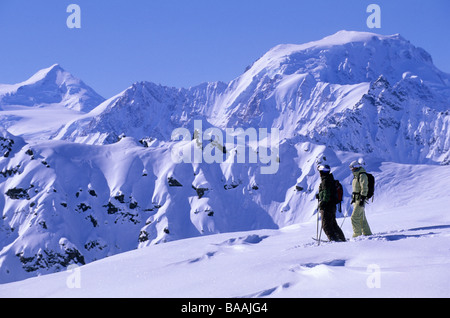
top-left (212, 30), bottom-right (447, 113)
top-left (0, 64), bottom-right (104, 112)
top-left (53, 31), bottom-right (450, 164)
top-left (310, 75), bottom-right (450, 164)
top-left (237, 30), bottom-right (446, 87)
top-left (0, 128), bottom-right (26, 159)
top-left (54, 81), bottom-right (228, 144)
top-left (209, 31), bottom-right (449, 135)
top-left (215, 30), bottom-right (450, 165)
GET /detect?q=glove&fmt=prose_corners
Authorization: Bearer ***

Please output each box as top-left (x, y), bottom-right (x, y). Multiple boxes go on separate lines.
top-left (359, 195), bottom-right (366, 206)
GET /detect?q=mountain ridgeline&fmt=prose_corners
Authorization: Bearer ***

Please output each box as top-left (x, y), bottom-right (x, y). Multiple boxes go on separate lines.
top-left (54, 31), bottom-right (450, 164)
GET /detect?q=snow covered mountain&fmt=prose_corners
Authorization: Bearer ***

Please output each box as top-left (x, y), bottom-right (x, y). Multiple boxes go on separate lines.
top-left (0, 64), bottom-right (105, 141)
top-left (0, 30), bottom-right (449, 285)
top-left (53, 81), bottom-right (228, 144)
top-left (0, 64), bottom-right (104, 112)
top-left (55, 30), bottom-right (450, 164)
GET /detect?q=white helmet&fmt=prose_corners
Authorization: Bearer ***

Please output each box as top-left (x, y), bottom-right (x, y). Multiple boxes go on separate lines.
top-left (349, 160), bottom-right (362, 170)
top-left (318, 164), bottom-right (331, 173)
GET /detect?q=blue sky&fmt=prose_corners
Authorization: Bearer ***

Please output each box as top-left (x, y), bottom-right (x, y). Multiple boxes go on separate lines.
top-left (0, 0), bottom-right (449, 98)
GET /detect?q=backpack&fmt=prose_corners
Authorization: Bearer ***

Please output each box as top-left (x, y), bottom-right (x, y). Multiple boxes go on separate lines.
top-left (335, 180), bottom-right (343, 203)
top-left (334, 180), bottom-right (344, 212)
top-left (360, 172), bottom-right (375, 199)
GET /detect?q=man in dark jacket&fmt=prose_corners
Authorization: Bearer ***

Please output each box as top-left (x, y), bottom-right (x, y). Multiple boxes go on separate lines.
top-left (317, 164), bottom-right (346, 242)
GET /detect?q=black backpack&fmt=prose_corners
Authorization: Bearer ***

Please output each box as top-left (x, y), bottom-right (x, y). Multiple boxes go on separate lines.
top-left (360, 172), bottom-right (375, 199)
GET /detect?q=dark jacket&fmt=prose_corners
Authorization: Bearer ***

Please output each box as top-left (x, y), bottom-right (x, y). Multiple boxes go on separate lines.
top-left (318, 172), bottom-right (337, 208)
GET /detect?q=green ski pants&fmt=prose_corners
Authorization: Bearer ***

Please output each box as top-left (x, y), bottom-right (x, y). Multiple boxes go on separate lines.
top-left (351, 203), bottom-right (372, 237)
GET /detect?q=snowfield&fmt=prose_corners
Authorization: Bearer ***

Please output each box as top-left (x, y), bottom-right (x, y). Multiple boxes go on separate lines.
top-left (1, 162), bottom-right (449, 298)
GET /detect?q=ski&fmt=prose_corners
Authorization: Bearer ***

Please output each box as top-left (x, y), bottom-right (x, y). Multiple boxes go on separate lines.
top-left (312, 237), bottom-right (349, 243)
top-left (311, 237), bottom-right (329, 243)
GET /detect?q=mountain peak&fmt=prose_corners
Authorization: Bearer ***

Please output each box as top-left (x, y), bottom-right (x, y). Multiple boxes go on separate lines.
top-left (40, 63), bottom-right (64, 73)
top-left (0, 64), bottom-right (104, 112)
top-left (20, 63), bottom-right (66, 86)
top-left (240, 30), bottom-right (445, 90)
top-left (320, 30), bottom-right (402, 44)
top-left (266, 30), bottom-right (400, 56)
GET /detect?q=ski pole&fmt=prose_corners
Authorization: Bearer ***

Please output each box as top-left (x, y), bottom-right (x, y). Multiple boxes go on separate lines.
top-left (317, 211), bottom-right (323, 246)
top-left (316, 198), bottom-right (320, 240)
top-left (316, 209), bottom-right (319, 240)
top-left (340, 206), bottom-right (348, 228)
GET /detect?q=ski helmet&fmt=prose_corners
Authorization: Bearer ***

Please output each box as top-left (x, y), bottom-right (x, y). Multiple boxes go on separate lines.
top-left (349, 160), bottom-right (361, 170)
top-left (317, 164), bottom-right (331, 173)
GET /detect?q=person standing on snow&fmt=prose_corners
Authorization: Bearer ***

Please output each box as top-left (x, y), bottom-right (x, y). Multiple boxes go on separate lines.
top-left (349, 160), bottom-right (373, 237)
top-left (317, 164), bottom-right (346, 242)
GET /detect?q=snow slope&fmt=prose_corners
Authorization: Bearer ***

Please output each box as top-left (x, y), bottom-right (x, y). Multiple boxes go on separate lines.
top-left (0, 162), bottom-right (449, 298)
top-left (0, 104), bottom-right (86, 141)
